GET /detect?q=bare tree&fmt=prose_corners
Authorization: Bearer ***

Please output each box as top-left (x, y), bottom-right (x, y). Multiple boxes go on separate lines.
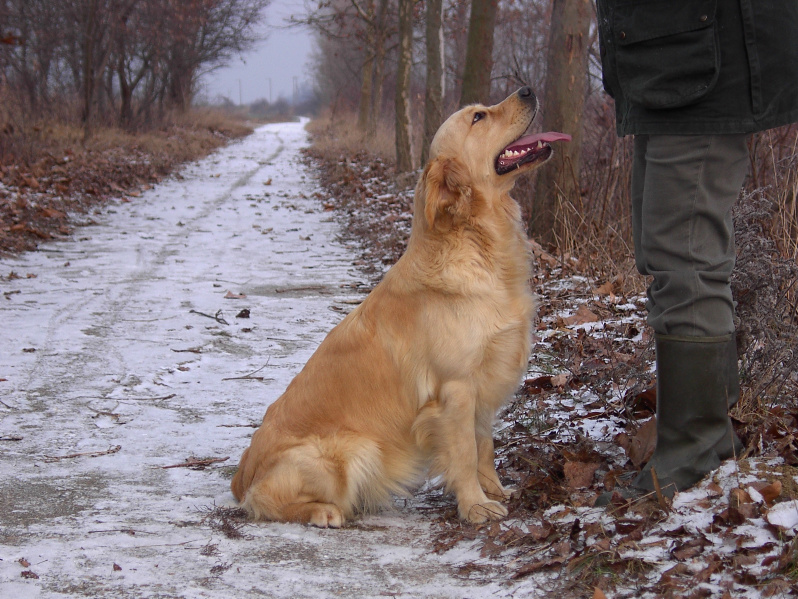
top-left (354, 0), bottom-right (377, 130)
top-left (162, 0), bottom-right (269, 113)
top-left (421, 0), bottom-right (444, 164)
top-left (2, 0), bottom-right (67, 114)
top-left (0, 0), bottom-right (269, 130)
top-left (528, 0), bottom-right (591, 246)
top-left (459, 0), bottom-right (498, 106)
top-left (492, 0), bottom-right (550, 98)
top-left (367, 0), bottom-right (390, 135)
top-left (294, 0), bottom-right (393, 134)
top-left (394, 0), bottom-right (414, 172)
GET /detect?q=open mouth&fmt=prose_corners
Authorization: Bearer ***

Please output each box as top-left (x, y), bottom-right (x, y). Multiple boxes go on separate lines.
top-left (495, 132), bottom-right (572, 175)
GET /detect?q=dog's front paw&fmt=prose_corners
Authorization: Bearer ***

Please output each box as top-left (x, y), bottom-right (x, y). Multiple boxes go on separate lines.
top-left (459, 500), bottom-right (508, 524)
top-left (479, 474), bottom-right (515, 501)
top-left (486, 485), bottom-right (516, 501)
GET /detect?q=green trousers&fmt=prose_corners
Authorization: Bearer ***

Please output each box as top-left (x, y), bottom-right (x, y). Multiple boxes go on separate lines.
top-left (632, 134), bottom-right (749, 337)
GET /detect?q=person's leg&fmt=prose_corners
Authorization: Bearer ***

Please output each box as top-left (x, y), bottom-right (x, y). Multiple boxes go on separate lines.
top-left (637, 134), bottom-right (748, 337)
top-left (631, 134), bottom-right (648, 278)
top-left (598, 134), bottom-right (748, 504)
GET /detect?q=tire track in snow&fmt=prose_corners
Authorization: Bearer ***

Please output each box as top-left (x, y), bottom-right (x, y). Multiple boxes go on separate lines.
top-left (0, 121), bottom-right (521, 599)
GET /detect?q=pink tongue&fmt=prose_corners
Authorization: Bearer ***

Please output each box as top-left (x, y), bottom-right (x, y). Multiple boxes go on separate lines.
top-left (506, 132), bottom-right (572, 151)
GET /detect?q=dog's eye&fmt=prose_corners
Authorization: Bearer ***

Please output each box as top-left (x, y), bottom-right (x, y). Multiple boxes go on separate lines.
top-left (472, 111), bottom-right (486, 125)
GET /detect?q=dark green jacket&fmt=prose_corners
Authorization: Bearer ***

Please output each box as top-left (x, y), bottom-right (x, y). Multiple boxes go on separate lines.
top-left (597, 0), bottom-right (798, 136)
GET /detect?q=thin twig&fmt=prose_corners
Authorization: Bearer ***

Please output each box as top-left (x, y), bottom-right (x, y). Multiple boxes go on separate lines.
top-left (160, 456), bottom-right (229, 469)
top-left (222, 362), bottom-right (270, 381)
top-left (189, 309), bottom-right (229, 325)
top-left (44, 445), bottom-right (121, 462)
top-left (650, 468), bottom-right (670, 513)
top-left (121, 393), bottom-right (176, 402)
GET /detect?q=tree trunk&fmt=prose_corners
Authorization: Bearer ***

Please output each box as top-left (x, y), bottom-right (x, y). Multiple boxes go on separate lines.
top-left (81, 0), bottom-right (99, 134)
top-left (368, 0), bottom-right (389, 136)
top-left (459, 0), bottom-right (498, 107)
top-left (369, 40), bottom-right (386, 135)
top-left (394, 0), bottom-right (414, 172)
top-left (421, 0), bottom-right (444, 165)
top-left (118, 57), bottom-right (133, 128)
top-left (357, 53), bottom-right (375, 132)
top-left (527, 0), bottom-right (591, 247)
top-left (356, 0), bottom-right (375, 132)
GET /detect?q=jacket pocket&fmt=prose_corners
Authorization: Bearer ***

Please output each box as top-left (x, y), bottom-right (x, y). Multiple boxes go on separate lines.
top-left (614, 0), bottom-right (720, 109)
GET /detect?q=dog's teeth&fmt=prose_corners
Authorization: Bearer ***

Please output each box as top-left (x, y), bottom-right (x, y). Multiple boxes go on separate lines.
top-left (536, 141), bottom-right (544, 149)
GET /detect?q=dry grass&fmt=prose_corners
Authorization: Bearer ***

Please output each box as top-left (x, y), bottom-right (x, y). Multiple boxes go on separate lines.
top-left (305, 109), bottom-right (395, 163)
top-left (0, 106), bottom-right (254, 254)
top-left (305, 107), bottom-right (798, 420)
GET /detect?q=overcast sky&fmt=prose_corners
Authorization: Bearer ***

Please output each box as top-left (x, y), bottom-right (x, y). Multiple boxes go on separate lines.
top-left (201, 1), bottom-right (315, 105)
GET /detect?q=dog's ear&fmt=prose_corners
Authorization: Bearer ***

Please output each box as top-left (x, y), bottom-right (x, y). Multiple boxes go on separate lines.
top-left (423, 157), bottom-right (472, 230)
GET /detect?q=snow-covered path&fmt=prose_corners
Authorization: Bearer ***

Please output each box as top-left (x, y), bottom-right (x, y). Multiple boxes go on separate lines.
top-left (0, 122), bottom-right (518, 598)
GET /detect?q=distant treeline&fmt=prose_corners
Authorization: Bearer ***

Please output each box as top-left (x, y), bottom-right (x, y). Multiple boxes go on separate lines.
top-left (0, 0), bottom-right (269, 130)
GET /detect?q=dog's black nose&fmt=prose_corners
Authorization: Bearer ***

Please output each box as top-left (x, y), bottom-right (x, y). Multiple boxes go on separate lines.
top-left (518, 86), bottom-right (536, 104)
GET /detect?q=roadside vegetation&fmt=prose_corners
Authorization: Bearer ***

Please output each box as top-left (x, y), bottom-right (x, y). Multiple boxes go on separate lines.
top-left (304, 106), bottom-right (798, 596)
top-left (3, 0), bottom-right (798, 594)
top-left (0, 106), bottom-right (257, 253)
top-left (0, 0), bottom-right (276, 254)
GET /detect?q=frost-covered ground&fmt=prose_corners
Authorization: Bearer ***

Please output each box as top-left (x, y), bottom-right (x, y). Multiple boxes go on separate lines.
top-left (0, 121), bottom-right (521, 598)
top-left (3, 120), bottom-right (798, 599)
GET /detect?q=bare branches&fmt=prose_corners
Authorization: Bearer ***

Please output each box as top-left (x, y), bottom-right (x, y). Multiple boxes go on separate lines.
top-left (0, 0), bottom-right (270, 129)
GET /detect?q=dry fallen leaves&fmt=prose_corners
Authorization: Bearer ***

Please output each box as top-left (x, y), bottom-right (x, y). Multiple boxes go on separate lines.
top-left (628, 418), bottom-right (657, 469)
top-left (562, 304), bottom-right (600, 327)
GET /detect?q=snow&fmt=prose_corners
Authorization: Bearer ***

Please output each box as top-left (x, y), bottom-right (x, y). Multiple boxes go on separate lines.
top-left (767, 500), bottom-right (798, 532)
top-left (3, 119), bottom-right (797, 598)
top-left (0, 121), bottom-right (520, 598)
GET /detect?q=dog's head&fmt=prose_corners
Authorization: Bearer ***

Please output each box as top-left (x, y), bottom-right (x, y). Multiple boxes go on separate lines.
top-left (419, 87), bottom-right (570, 231)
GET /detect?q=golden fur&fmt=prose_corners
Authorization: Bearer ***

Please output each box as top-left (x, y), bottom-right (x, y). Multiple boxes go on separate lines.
top-left (231, 89), bottom-right (546, 526)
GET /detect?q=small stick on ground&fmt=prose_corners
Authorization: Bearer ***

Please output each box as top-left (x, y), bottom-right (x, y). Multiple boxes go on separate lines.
top-left (160, 456), bottom-right (229, 470)
top-left (222, 362), bottom-right (270, 381)
top-left (650, 467), bottom-right (670, 513)
top-left (189, 309), bottom-right (229, 325)
top-left (123, 393), bottom-right (177, 402)
top-left (44, 445), bottom-right (122, 462)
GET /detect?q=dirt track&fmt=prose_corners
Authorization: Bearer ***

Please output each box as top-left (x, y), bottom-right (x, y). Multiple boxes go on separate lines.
top-left (0, 122), bottom-right (529, 598)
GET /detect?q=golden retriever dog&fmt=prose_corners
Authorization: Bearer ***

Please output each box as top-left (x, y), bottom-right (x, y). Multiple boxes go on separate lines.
top-left (231, 87), bottom-right (570, 527)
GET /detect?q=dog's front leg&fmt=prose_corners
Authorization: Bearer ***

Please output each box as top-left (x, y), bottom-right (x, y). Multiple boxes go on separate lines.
top-left (476, 433), bottom-right (512, 501)
top-left (438, 381), bottom-right (509, 523)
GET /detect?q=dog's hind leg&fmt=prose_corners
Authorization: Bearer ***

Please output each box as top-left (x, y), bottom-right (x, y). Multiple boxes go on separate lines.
top-left (240, 435), bottom-right (384, 528)
top-left (278, 501), bottom-right (346, 528)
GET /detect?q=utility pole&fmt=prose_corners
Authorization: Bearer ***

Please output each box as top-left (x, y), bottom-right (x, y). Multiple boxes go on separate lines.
top-left (238, 79), bottom-right (242, 105)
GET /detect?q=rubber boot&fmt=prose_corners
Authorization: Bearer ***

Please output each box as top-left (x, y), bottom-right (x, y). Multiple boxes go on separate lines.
top-left (596, 334), bottom-right (743, 505)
